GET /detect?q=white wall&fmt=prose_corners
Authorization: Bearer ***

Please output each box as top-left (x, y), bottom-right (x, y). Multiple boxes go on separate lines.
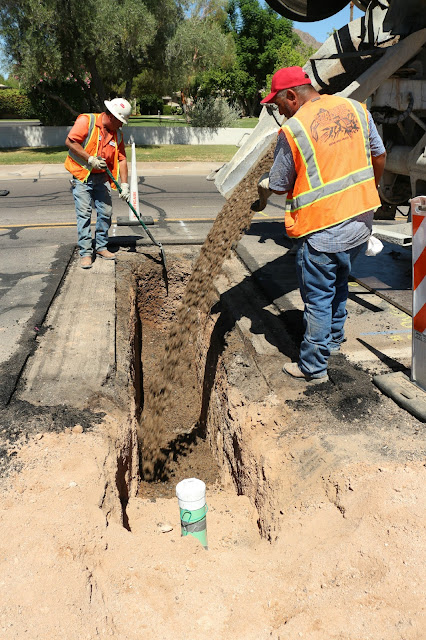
top-left (0, 124), bottom-right (254, 148)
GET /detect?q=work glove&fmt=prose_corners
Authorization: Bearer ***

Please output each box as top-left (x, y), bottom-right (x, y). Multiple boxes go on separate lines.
top-left (119, 183), bottom-right (131, 203)
top-left (87, 155), bottom-right (107, 170)
top-left (251, 173), bottom-right (272, 212)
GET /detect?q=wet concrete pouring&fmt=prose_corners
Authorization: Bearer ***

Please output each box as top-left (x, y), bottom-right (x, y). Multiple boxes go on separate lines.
top-left (0, 146), bottom-right (425, 637)
top-left (133, 256), bottom-right (221, 499)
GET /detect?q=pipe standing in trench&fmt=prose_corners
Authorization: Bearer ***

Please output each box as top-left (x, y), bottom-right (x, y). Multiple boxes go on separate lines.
top-left (258, 66), bottom-right (386, 383)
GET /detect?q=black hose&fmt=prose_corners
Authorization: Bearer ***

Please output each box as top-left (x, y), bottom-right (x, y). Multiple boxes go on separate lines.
top-left (265, 105), bottom-right (282, 128)
top-left (372, 93), bottom-right (414, 125)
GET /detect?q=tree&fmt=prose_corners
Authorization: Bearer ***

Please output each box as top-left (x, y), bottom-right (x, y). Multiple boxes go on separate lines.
top-left (165, 14), bottom-right (236, 98)
top-left (275, 39), bottom-right (315, 70)
top-left (224, 0), bottom-right (299, 115)
top-left (0, 72), bottom-right (18, 87)
top-left (263, 37), bottom-right (315, 96)
top-left (183, 0), bottom-right (229, 22)
top-left (0, 0), bottom-right (178, 118)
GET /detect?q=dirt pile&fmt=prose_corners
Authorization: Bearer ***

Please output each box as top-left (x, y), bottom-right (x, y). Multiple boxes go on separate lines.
top-left (1, 421), bottom-right (424, 640)
top-left (140, 144), bottom-right (275, 478)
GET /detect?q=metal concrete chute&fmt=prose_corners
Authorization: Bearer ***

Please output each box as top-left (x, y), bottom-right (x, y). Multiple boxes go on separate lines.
top-left (214, 105), bottom-right (284, 199)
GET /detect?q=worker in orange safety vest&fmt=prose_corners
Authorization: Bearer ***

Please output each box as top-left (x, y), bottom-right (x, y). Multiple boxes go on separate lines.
top-left (256, 67), bottom-right (386, 382)
top-left (65, 98), bottom-right (131, 269)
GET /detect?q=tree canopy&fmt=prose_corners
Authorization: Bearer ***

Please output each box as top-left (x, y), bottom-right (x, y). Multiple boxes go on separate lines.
top-left (0, 0), bottom-right (317, 121)
top-left (193, 0), bottom-right (304, 115)
top-left (0, 0), bottom-right (179, 114)
top-left (166, 15), bottom-right (236, 95)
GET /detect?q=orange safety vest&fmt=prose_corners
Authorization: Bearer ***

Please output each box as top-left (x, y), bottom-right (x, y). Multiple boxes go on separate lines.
top-left (64, 113), bottom-right (122, 189)
top-left (280, 95), bottom-right (381, 238)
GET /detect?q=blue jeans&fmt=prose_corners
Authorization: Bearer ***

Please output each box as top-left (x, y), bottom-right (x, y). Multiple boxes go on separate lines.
top-left (72, 174), bottom-right (112, 257)
top-left (295, 240), bottom-right (366, 378)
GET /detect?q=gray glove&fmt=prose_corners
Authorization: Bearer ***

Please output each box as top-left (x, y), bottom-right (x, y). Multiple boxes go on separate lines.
top-left (88, 155), bottom-right (107, 170)
top-left (251, 173), bottom-right (272, 212)
top-left (119, 183), bottom-right (131, 203)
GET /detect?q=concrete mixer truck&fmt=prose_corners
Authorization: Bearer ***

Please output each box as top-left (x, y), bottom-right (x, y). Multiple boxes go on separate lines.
top-left (215, 0), bottom-right (426, 241)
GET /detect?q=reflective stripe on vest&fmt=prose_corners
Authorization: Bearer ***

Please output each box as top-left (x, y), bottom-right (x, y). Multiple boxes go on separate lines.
top-left (284, 99), bottom-right (373, 212)
top-left (67, 113), bottom-right (97, 169)
top-left (348, 97), bottom-right (371, 164)
top-left (281, 96), bottom-right (380, 237)
top-left (287, 166), bottom-right (375, 211)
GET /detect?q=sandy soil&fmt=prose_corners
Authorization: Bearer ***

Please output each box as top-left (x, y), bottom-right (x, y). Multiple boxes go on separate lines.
top-left (0, 415), bottom-right (424, 640)
top-left (0, 249), bottom-right (424, 639)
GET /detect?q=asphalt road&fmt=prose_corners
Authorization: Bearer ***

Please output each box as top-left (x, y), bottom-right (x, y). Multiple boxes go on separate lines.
top-left (0, 165), bottom-right (415, 413)
top-left (0, 169), bottom-right (285, 404)
top-left (0, 171), bottom-right (285, 230)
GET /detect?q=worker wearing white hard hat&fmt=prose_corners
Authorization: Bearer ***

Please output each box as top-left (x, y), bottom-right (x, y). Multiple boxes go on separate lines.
top-left (104, 98), bottom-right (132, 125)
top-left (65, 97), bottom-right (131, 269)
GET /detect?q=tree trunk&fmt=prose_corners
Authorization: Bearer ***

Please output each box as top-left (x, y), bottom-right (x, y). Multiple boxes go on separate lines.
top-left (78, 80), bottom-right (98, 112)
top-left (87, 56), bottom-right (106, 108)
top-left (124, 80), bottom-right (132, 100)
top-left (35, 84), bottom-right (79, 118)
top-left (246, 95), bottom-right (257, 117)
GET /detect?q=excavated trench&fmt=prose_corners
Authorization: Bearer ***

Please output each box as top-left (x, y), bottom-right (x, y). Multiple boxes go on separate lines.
top-left (133, 252), bottom-right (221, 500)
top-left (116, 248), bottom-right (281, 538)
top-left (114, 243), bottom-right (425, 543)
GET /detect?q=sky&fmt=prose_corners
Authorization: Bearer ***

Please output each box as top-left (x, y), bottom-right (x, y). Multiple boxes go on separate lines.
top-left (292, 4), bottom-right (364, 44)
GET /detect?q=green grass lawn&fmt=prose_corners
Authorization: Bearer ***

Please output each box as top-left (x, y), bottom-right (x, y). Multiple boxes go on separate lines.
top-left (231, 117), bottom-right (259, 128)
top-left (128, 116), bottom-right (188, 127)
top-left (0, 144), bottom-right (239, 164)
top-left (127, 116), bottom-right (259, 128)
top-left (1, 116), bottom-right (259, 129)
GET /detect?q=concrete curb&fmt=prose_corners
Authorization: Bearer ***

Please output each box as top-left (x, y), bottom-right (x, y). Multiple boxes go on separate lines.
top-left (0, 161), bottom-right (225, 181)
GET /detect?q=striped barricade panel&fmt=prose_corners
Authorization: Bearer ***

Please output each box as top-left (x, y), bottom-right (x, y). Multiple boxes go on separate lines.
top-left (412, 196), bottom-right (426, 390)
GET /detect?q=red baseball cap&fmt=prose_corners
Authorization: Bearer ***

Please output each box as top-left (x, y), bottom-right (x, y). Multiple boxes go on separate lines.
top-left (261, 66), bottom-right (311, 104)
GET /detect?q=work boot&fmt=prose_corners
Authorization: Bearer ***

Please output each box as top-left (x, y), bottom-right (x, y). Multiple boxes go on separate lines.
top-left (96, 249), bottom-right (115, 260)
top-left (329, 339), bottom-right (346, 356)
top-left (329, 347), bottom-right (341, 356)
top-left (80, 256), bottom-right (92, 269)
top-left (283, 362), bottom-right (329, 383)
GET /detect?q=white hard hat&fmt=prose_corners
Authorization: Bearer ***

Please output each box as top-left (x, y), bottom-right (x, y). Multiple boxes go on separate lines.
top-left (104, 97), bottom-right (132, 124)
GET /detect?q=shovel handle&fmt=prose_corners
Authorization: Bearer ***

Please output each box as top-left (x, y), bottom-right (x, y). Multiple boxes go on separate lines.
top-left (103, 164), bottom-right (162, 249)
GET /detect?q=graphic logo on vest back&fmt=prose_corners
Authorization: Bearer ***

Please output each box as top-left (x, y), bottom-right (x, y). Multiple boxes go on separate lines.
top-left (311, 105), bottom-right (359, 144)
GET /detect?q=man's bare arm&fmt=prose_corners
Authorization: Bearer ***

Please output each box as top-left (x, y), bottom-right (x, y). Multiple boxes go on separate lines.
top-left (119, 158), bottom-right (128, 184)
top-left (65, 137), bottom-right (91, 163)
top-left (372, 152), bottom-right (386, 188)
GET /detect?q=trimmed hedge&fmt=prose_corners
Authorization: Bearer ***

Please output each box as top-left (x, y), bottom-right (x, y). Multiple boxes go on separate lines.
top-left (138, 94), bottom-right (163, 115)
top-left (27, 80), bottom-right (90, 126)
top-left (0, 89), bottom-right (35, 119)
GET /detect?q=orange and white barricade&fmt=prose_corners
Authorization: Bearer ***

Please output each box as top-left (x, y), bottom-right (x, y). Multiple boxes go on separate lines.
top-left (412, 196), bottom-right (426, 390)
